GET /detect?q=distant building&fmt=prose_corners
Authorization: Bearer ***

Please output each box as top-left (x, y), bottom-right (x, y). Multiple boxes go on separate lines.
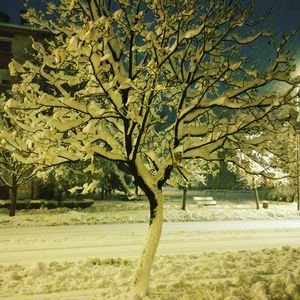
top-left (0, 9), bottom-right (51, 199)
top-left (0, 16), bottom-right (51, 93)
top-left (0, 11), bottom-right (10, 23)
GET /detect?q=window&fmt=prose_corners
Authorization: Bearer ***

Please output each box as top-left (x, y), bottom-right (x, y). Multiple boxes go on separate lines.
top-left (0, 40), bottom-right (12, 69)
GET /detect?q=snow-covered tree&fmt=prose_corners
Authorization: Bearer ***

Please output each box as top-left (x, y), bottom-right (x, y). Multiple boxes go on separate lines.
top-left (168, 159), bottom-right (218, 210)
top-left (228, 148), bottom-right (289, 209)
top-left (4, 0), bottom-right (300, 297)
top-left (54, 158), bottom-right (132, 201)
top-left (43, 161), bottom-right (96, 203)
top-left (266, 121), bottom-right (300, 204)
top-left (0, 94), bottom-right (39, 216)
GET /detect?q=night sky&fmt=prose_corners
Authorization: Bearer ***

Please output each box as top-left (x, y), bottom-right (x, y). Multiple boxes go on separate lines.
top-left (0, 1), bottom-right (299, 32)
top-left (1, 0), bottom-right (299, 30)
top-left (0, 0), bottom-right (47, 24)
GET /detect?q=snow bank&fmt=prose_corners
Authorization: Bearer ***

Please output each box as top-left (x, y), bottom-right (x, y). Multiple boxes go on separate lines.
top-left (0, 200), bottom-right (299, 228)
top-left (0, 247), bottom-right (299, 299)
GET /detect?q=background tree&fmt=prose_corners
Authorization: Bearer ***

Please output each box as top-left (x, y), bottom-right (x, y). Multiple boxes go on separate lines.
top-left (43, 161), bottom-right (95, 204)
top-left (264, 121), bottom-right (299, 203)
top-left (0, 94), bottom-right (39, 216)
top-left (204, 160), bottom-right (247, 190)
top-left (168, 159), bottom-right (218, 210)
top-left (5, 0), bottom-right (299, 297)
top-left (54, 158), bottom-right (132, 201)
top-left (228, 148), bottom-right (289, 209)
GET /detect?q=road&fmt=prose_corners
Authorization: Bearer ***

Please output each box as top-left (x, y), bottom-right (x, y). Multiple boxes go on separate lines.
top-left (0, 219), bottom-right (300, 265)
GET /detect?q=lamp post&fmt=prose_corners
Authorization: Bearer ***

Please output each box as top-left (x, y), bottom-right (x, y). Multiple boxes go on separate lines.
top-left (289, 88), bottom-right (300, 210)
top-left (297, 129), bottom-right (300, 210)
top-left (296, 85), bottom-right (300, 211)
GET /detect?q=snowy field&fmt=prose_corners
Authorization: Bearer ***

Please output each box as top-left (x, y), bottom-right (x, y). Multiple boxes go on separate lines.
top-left (0, 198), bottom-right (300, 299)
top-left (0, 198), bottom-right (300, 228)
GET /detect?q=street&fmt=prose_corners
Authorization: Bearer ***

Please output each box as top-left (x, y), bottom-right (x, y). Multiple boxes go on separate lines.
top-left (0, 220), bottom-right (300, 265)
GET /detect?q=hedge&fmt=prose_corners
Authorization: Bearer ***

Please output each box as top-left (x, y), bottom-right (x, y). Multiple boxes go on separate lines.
top-left (0, 199), bottom-right (94, 210)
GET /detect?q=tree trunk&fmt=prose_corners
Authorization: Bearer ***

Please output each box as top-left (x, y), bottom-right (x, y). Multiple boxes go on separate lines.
top-left (135, 184), bottom-right (139, 196)
top-left (30, 180), bottom-right (34, 199)
top-left (132, 187), bottom-right (163, 298)
top-left (181, 185), bottom-right (187, 210)
top-left (57, 189), bottom-right (63, 207)
top-left (9, 176), bottom-right (18, 217)
top-left (255, 187), bottom-right (260, 210)
top-left (100, 186), bottom-right (105, 200)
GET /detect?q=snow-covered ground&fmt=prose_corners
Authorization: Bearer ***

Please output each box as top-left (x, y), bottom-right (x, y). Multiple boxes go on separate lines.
top-left (0, 221), bottom-right (300, 299)
top-left (0, 199), bottom-right (299, 228)
top-left (0, 199), bottom-right (300, 299)
top-left (0, 246), bottom-right (299, 299)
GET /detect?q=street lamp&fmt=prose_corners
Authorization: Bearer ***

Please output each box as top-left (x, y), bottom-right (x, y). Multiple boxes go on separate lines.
top-left (290, 84), bottom-right (300, 211)
top-left (297, 85), bottom-right (300, 211)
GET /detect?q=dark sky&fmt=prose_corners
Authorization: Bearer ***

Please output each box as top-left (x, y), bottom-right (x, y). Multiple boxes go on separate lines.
top-left (1, 0), bottom-right (299, 30)
top-left (0, 0), bottom-right (47, 24)
top-left (256, 0), bottom-right (300, 53)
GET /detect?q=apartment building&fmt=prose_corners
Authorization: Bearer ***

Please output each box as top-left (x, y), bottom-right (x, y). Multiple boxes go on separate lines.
top-left (0, 10), bottom-right (50, 93)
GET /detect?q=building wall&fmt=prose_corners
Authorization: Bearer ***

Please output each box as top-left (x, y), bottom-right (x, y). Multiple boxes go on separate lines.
top-left (0, 24), bottom-right (51, 92)
top-left (12, 33), bottom-right (33, 63)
